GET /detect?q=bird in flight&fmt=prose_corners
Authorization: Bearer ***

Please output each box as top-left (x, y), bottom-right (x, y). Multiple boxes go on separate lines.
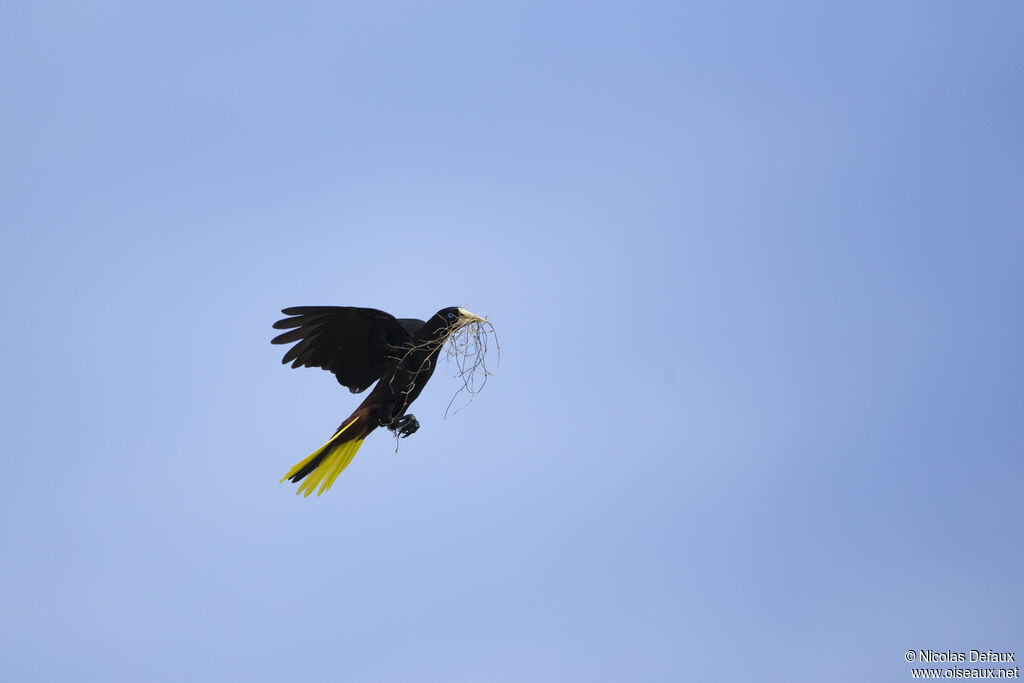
top-left (272, 305), bottom-right (486, 496)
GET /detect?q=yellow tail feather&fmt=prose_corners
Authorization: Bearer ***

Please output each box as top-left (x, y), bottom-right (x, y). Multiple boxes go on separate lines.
top-left (281, 417), bottom-right (365, 497)
top-left (294, 438), bottom-right (364, 497)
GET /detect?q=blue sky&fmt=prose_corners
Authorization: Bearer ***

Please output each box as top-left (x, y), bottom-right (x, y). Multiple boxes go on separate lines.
top-left (2, 2), bottom-right (1022, 681)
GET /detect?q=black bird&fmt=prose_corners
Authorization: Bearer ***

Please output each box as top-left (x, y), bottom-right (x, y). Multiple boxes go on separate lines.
top-left (272, 305), bottom-right (486, 496)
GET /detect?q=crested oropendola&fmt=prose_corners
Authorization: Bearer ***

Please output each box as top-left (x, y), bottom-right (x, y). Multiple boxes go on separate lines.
top-left (271, 305), bottom-right (486, 496)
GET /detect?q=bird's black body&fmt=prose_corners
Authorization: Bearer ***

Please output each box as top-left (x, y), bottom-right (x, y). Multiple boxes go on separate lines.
top-left (272, 305), bottom-right (484, 496)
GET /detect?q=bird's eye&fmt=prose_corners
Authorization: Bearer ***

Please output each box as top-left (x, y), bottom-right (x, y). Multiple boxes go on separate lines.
top-left (447, 312), bottom-right (454, 319)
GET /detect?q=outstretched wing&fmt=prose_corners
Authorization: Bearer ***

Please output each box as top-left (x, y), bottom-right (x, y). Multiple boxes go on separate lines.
top-left (271, 306), bottom-right (424, 393)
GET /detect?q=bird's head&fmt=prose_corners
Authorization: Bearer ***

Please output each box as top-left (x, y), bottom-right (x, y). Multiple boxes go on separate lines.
top-left (436, 306), bottom-right (486, 330)
top-left (417, 306), bottom-right (487, 345)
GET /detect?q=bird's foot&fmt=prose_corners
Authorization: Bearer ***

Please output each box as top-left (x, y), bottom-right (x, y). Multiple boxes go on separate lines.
top-left (387, 414), bottom-right (420, 438)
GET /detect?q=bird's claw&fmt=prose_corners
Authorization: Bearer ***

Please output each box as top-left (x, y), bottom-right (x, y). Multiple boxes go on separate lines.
top-left (388, 414), bottom-right (420, 438)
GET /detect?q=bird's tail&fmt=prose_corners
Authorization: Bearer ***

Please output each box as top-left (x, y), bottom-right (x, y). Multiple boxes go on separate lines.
top-left (280, 415), bottom-right (366, 497)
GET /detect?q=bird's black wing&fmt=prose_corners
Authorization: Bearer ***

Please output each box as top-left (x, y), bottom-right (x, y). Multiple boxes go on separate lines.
top-left (271, 306), bottom-right (424, 393)
top-left (396, 318), bottom-right (425, 336)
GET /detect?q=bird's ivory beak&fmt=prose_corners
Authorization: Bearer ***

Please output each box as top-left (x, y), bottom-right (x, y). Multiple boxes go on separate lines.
top-left (456, 308), bottom-right (486, 326)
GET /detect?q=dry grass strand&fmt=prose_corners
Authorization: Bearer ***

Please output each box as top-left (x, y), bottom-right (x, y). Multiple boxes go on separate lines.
top-left (442, 317), bottom-right (500, 419)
